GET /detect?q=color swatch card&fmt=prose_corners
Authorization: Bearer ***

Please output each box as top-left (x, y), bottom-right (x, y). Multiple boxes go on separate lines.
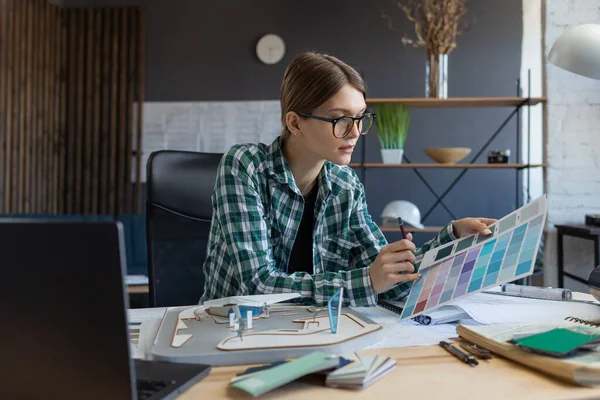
top-left (399, 194), bottom-right (547, 321)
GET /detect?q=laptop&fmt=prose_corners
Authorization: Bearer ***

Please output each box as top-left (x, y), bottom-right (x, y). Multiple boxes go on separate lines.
top-left (0, 220), bottom-right (211, 400)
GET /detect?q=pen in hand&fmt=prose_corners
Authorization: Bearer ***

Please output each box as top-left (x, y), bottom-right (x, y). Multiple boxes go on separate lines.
top-left (397, 217), bottom-right (408, 240)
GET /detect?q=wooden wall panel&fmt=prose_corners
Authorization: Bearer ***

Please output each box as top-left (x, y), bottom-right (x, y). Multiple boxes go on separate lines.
top-left (135, 7), bottom-right (145, 211)
top-left (0, 0), bottom-right (145, 215)
top-left (0, 0), bottom-right (7, 212)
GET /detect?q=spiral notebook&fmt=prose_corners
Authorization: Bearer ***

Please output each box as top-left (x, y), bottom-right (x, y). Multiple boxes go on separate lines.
top-left (456, 316), bottom-right (600, 386)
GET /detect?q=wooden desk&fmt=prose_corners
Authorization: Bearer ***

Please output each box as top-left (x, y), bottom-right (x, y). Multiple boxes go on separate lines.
top-left (179, 345), bottom-right (600, 400)
top-left (126, 275), bottom-right (149, 294)
top-left (127, 284), bottom-right (149, 294)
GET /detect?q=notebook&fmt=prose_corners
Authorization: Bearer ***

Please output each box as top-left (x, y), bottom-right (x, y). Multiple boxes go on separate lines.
top-left (325, 353), bottom-right (397, 389)
top-left (513, 328), bottom-right (600, 357)
top-left (456, 316), bottom-right (600, 386)
top-left (230, 351), bottom-right (341, 397)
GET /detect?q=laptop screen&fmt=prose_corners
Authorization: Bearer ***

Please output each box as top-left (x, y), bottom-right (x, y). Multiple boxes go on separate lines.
top-left (0, 220), bottom-right (136, 400)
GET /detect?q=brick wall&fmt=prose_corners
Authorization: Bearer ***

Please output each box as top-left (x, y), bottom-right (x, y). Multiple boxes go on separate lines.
top-left (544, 0), bottom-right (600, 291)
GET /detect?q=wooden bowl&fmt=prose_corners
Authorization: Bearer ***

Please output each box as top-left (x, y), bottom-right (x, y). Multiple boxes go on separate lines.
top-left (424, 147), bottom-right (472, 164)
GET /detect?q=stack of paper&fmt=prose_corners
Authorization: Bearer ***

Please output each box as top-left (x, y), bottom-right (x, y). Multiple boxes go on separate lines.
top-left (325, 353), bottom-right (397, 389)
top-left (229, 351), bottom-right (396, 396)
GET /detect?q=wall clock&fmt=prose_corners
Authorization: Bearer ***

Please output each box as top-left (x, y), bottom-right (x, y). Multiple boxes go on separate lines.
top-left (256, 34), bottom-right (286, 65)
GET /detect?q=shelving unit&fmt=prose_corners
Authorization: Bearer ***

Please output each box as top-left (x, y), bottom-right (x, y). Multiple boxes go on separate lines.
top-left (356, 83), bottom-right (547, 234)
top-left (366, 97), bottom-right (546, 108)
top-left (350, 163), bottom-right (547, 169)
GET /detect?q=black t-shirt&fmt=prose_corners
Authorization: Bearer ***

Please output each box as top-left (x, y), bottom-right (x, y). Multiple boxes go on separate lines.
top-left (287, 184), bottom-right (318, 275)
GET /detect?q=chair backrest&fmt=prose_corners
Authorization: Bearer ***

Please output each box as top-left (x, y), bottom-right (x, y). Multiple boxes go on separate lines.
top-left (146, 150), bottom-right (223, 307)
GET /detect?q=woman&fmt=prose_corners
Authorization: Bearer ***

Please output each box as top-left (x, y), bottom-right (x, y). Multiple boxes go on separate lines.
top-left (200, 51), bottom-right (494, 306)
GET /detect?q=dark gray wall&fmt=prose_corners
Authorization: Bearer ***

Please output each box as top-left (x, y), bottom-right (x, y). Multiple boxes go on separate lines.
top-left (143, 0), bottom-right (522, 102)
top-left (144, 0), bottom-right (524, 246)
top-left (57, 0), bottom-right (525, 246)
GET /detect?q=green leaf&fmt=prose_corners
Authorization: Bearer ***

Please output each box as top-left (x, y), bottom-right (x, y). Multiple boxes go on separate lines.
top-left (374, 103), bottom-right (410, 149)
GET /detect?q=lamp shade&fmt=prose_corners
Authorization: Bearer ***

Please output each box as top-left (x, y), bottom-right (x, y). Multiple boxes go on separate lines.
top-left (548, 24), bottom-right (600, 80)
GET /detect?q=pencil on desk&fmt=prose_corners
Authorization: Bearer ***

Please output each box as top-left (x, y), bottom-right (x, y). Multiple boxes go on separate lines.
top-left (459, 340), bottom-right (492, 360)
top-left (439, 340), bottom-right (479, 367)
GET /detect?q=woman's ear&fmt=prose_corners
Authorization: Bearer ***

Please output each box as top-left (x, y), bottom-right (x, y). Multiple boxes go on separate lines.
top-left (285, 111), bottom-right (301, 136)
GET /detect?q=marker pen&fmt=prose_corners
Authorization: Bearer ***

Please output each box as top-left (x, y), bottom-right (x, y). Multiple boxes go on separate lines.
top-left (501, 284), bottom-right (572, 301)
top-left (397, 217), bottom-right (407, 240)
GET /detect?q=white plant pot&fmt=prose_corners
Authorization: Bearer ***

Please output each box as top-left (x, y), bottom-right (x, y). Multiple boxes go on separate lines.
top-left (381, 149), bottom-right (404, 164)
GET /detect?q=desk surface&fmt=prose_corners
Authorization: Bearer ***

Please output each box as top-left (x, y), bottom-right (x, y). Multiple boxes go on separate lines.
top-left (179, 344), bottom-right (600, 400)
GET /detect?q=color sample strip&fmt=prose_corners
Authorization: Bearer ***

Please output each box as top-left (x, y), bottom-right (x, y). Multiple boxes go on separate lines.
top-left (425, 258), bottom-right (456, 309)
top-left (400, 267), bottom-right (429, 319)
top-left (453, 248), bottom-right (480, 297)
top-left (476, 225), bottom-right (496, 244)
top-left (440, 247), bottom-right (479, 303)
top-left (482, 231), bottom-right (513, 287)
top-left (438, 249), bottom-right (471, 303)
top-left (497, 223), bottom-right (528, 282)
top-left (435, 244), bottom-right (454, 261)
top-left (521, 199), bottom-right (540, 221)
top-left (467, 239), bottom-right (497, 293)
top-left (412, 266), bottom-right (440, 314)
top-left (499, 212), bottom-right (517, 233)
top-left (404, 270), bottom-right (427, 308)
top-left (455, 236), bottom-right (475, 253)
top-left (515, 215), bottom-right (544, 276)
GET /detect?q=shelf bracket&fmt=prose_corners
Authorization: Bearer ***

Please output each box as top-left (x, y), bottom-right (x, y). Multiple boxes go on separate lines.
top-left (403, 155), bottom-right (457, 220)
top-left (420, 103), bottom-right (526, 223)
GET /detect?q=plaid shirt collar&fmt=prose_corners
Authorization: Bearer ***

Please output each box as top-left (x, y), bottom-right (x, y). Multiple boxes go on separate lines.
top-left (265, 137), bottom-right (342, 199)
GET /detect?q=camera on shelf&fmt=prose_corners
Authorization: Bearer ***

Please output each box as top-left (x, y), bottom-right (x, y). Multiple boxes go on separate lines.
top-left (586, 214), bottom-right (600, 227)
top-left (488, 149), bottom-right (511, 164)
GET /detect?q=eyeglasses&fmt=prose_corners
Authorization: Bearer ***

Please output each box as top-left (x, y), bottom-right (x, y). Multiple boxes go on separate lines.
top-left (297, 112), bottom-right (376, 138)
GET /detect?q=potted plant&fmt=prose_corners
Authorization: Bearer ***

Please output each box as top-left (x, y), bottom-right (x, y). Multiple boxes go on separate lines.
top-left (375, 103), bottom-right (410, 164)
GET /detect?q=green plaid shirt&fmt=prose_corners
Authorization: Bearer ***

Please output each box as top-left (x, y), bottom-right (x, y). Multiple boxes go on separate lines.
top-left (200, 137), bottom-right (455, 306)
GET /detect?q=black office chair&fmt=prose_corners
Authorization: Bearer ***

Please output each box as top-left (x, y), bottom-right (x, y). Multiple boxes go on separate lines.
top-left (145, 150), bottom-right (223, 307)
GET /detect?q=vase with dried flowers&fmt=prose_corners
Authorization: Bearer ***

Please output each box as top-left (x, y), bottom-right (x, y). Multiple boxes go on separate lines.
top-left (396, 0), bottom-right (468, 98)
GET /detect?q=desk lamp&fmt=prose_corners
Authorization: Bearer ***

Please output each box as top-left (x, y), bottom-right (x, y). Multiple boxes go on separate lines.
top-left (548, 24), bottom-right (600, 79)
top-left (548, 23), bottom-right (600, 300)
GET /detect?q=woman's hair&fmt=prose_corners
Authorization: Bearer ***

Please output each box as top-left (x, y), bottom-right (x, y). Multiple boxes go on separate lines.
top-left (280, 51), bottom-right (366, 138)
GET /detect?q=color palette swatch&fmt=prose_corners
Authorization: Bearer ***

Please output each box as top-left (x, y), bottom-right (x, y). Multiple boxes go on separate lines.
top-left (399, 195), bottom-right (547, 321)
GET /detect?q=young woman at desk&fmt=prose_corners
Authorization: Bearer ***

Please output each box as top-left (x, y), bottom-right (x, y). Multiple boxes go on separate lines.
top-left (200, 51), bottom-right (495, 306)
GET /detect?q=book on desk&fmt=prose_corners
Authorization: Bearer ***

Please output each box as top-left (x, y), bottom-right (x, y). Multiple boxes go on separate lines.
top-left (457, 317), bottom-right (600, 387)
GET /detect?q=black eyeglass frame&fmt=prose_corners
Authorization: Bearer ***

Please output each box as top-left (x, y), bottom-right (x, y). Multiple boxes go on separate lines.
top-left (296, 112), bottom-right (377, 138)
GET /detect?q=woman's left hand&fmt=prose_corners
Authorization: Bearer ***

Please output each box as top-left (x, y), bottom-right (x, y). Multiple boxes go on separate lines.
top-left (452, 217), bottom-right (497, 239)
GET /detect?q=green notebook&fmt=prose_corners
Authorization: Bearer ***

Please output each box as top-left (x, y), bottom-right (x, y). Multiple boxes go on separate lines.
top-left (514, 328), bottom-right (600, 357)
top-left (231, 351), bottom-right (340, 397)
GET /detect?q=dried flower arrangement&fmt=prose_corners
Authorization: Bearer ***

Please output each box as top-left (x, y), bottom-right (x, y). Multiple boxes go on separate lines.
top-left (382, 0), bottom-right (470, 97)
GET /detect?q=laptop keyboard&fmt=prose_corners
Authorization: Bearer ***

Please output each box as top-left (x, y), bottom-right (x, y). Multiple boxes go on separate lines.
top-left (136, 379), bottom-right (174, 400)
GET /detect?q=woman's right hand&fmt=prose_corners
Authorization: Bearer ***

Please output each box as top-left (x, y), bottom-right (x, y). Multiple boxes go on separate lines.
top-left (369, 233), bottom-right (421, 294)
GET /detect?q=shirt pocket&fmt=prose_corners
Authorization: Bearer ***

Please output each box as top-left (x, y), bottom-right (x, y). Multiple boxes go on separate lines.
top-left (319, 232), bottom-right (354, 265)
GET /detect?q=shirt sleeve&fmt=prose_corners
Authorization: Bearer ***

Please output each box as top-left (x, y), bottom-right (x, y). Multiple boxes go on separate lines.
top-left (213, 150), bottom-right (377, 307)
